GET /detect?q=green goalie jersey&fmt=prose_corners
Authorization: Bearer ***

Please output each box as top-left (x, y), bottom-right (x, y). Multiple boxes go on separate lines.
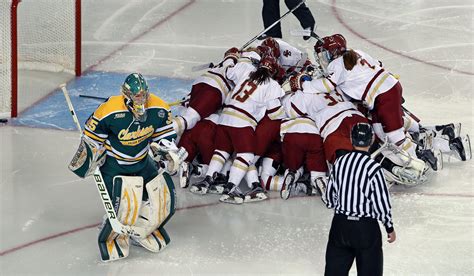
top-left (83, 94), bottom-right (177, 174)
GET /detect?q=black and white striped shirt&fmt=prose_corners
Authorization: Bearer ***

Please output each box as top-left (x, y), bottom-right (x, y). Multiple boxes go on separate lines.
top-left (325, 150), bottom-right (394, 233)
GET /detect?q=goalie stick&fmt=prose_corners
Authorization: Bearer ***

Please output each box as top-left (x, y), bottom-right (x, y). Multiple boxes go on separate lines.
top-left (192, 0), bottom-right (308, 72)
top-left (61, 84), bottom-right (147, 238)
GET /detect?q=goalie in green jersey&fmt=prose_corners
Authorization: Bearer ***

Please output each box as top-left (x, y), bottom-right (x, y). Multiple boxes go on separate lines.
top-left (68, 73), bottom-right (187, 262)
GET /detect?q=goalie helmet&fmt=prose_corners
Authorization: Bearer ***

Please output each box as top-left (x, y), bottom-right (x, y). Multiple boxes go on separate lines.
top-left (261, 37), bottom-right (281, 58)
top-left (121, 73), bottom-right (150, 122)
top-left (314, 34), bottom-right (347, 62)
top-left (351, 123), bottom-right (373, 147)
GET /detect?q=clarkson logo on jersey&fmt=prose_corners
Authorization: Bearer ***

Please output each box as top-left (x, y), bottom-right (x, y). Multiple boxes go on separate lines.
top-left (118, 125), bottom-right (154, 146)
top-left (114, 113), bottom-right (126, 119)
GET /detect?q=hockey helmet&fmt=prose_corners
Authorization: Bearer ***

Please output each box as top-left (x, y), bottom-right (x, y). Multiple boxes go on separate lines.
top-left (121, 73), bottom-right (150, 122)
top-left (314, 34), bottom-right (347, 62)
top-left (259, 55), bottom-right (279, 77)
top-left (261, 37), bottom-right (281, 58)
top-left (351, 123), bottom-right (374, 147)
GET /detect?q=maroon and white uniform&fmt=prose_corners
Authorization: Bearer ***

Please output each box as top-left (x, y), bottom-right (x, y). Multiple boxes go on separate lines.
top-left (302, 50), bottom-right (407, 150)
top-left (177, 113), bottom-right (219, 165)
top-left (280, 117), bottom-right (327, 173)
top-left (174, 57), bottom-right (236, 133)
top-left (259, 38), bottom-right (306, 72)
top-left (275, 39), bottom-right (305, 71)
top-left (206, 51), bottom-right (285, 186)
top-left (288, 89), bottom-right (368, 163)
top-left (219, 53), bottom-right (285, 130)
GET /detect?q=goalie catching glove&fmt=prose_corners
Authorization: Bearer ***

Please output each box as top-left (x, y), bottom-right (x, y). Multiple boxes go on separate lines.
top-left (150, 140), bottom-right (188, 175)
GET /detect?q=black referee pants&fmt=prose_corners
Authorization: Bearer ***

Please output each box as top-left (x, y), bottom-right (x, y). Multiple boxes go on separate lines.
top-left (325, 214), bottom-right (383, 276)
top-left (262, 0), bottom-right (315, 38)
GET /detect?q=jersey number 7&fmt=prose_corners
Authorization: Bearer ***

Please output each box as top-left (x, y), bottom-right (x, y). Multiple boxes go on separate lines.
top-left (232, 80), bottom-right (257, 103)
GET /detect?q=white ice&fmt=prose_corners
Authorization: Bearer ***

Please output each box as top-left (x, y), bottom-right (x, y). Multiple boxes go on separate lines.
top-left (1, 0), bottom-right (473, 275)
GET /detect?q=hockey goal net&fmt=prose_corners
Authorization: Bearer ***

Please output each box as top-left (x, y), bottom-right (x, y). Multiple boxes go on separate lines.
top-left (1, 0), bottom-right (81, 118)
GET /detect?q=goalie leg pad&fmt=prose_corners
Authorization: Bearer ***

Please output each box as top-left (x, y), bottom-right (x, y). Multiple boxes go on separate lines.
top-left (112, 176), bottom-right (144, 226)
top-left (132, 226), bottom-right (171, 253)
top-left (131, 172), bottom-right (176, 251)
top-left (98, 219), bottom-right (130, 262)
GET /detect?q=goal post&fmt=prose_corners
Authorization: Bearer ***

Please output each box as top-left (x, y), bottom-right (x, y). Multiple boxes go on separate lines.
top-left (1, 0), bottom-right (81, 118)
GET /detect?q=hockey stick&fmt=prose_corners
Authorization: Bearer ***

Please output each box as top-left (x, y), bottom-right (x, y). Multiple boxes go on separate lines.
top-left (61, 84), bottom-right (147, 238)
top-left (402, 106), bottom-right (420, 123)
top-left (79, 94), bottom-right (108, 101)
top-left (192, 0), bottom-right (307, 72)
top-left (78, 94), bottom-right (184, 107)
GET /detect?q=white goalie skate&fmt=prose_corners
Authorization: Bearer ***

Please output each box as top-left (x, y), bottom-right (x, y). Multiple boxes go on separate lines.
top-left (372, 139), bottom-right (429, 186)
top-left (449, 135), bottom-right (471, 161)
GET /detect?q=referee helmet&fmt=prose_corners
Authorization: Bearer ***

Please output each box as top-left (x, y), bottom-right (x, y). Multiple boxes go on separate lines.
top-left (351, 123), bottom-right (374, 147)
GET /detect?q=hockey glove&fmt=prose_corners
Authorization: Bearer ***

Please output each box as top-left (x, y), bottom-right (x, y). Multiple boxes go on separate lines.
top-left (150, 140), bottom-right (188, 175)
top-left (289, 73), bottom-right (312, 92)
top-left (224, 47), bottom-right (240, 63)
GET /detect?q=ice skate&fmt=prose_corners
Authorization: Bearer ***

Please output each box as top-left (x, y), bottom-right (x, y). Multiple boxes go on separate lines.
top-left (280, 171), bottom-right (296, 200)
top-left (208, 172), bottom-right (227, 194)
top-left (219, 183), bottom-right (244, 205)
top-left (179, 161), bottom-right (191, 188)
top-left (189, 175), bottom-right (213, 195)
top-left (244, 182), bottom-right (268, 203)
top-left (450, 135), bottom-right (471, 161)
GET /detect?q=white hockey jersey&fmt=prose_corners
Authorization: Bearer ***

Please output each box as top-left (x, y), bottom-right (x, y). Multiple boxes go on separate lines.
top-left (192, 58), bottom-right (236, 103)
top-left (280, 117), bottom-right (319, 141)
top-left (302, 50), bottom-right (398, 110)
top-left (276, 39), bottom-right (305, 71)
top-left (287, 90), bottom-right (363, 140)
top-left (219, 54), bottom-right (285, 129)
top-left (258, 39), bottom-right (305, 71)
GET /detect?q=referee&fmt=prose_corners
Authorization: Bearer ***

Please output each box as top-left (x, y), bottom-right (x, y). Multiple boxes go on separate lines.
top-left (323, 123), bottom-right (396, 276)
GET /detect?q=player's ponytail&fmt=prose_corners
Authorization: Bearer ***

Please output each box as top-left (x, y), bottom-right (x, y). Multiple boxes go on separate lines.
top-left (343, 49), bottom-right (359, 71)
top-left (248, 68), bottom-right (272, 85)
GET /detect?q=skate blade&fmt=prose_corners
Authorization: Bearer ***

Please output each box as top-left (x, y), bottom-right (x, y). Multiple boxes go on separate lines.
top-left (208, 185), bottom-right (224, 195)
top-left (280, 188), bottom-right (291, 200)
top-left (219, 195), bottom-right (244, 205)
top-left (464, 134), bottom-right (472, 160)
top-left (189, 186), bottom-right (208, 195)
top-left (244, 193), bottom-right (268, 203)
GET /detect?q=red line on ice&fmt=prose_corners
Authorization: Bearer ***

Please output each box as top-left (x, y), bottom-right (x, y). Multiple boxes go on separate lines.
top-left (1, 192), bottom-right (472, 257)
top-left (331, 0), bottom-right (473, 76)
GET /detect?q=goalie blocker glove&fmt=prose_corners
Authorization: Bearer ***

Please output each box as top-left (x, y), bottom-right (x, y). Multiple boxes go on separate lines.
top-left (68, 136), bottom-right (106, 178)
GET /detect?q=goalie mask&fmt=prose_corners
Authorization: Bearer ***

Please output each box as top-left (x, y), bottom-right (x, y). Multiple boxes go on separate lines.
top-left (121, 73), bottom-right (150, 122)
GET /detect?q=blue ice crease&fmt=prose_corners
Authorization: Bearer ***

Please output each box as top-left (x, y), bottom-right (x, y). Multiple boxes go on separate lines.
top-left (11, 71), bottom-right (193, 130)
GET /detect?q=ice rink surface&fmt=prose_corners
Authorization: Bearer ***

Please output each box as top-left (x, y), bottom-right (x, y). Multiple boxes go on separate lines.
top-left (1, 0), bottom-right (473, 275)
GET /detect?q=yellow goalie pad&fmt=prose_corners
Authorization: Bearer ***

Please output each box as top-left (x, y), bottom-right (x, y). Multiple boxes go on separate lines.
top-left (132, 172), bottom-right (175, 253)
top-left (98, 176), bottom-right (144, 262)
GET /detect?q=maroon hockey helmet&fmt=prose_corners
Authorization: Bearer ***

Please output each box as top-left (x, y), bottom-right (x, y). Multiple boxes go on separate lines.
top-left (261, 37), bottom-right (281, 58)
top-left (314, 34), bottom-right (347, 60)
top-left (259, 55), bottom-right (279, 76)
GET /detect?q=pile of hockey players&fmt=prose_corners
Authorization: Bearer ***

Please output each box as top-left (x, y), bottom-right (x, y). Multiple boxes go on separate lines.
top-left (171, 34), bottom-right (471, 205)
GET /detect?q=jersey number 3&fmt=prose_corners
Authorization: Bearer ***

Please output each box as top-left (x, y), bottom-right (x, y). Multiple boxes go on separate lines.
top-left (232, 81), bottom-right (257, 103)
